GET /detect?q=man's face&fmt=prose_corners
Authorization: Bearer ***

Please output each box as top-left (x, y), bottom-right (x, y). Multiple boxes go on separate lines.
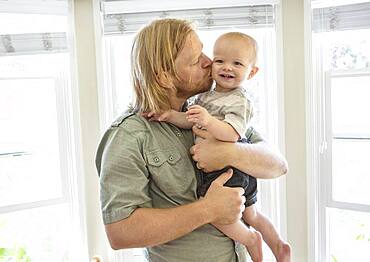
top-left (173, 32), bottom-right (213, 98)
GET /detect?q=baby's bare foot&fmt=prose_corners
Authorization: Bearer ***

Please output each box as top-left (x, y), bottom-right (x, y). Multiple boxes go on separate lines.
top-left (245, 230), bottom-right (263, 262)
top-left (275, 241), bottom-right (291, 262)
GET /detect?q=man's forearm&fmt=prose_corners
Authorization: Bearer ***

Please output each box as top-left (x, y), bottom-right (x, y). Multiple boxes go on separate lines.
top-left (105, 171), bottom-right (246, 250)
top-left (190, 127), bottom-right (288, 177)
top-left (105, 200), bottom-right (211, 249)
top-left (230, 141), bottom-right (288, 179)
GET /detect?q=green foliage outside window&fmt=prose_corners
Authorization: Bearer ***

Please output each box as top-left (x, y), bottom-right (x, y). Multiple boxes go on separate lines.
top-left (0, 246), bottom-right (31, 262)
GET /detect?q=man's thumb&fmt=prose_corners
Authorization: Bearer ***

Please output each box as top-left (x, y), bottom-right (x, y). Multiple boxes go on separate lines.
top-left (192, 125), bottom-right (208, 139)
top-left (215, 169), bottom-right (233, 185)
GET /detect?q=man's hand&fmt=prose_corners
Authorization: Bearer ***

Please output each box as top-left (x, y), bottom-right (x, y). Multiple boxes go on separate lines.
top-left (190, 126), bottom-right (233, 172)
top-left (202, 169), bottom-right (245, 225)
top-left (104, 170), bottom-right (245, 249)
top-left (186, 105), bottom-right (213, 128)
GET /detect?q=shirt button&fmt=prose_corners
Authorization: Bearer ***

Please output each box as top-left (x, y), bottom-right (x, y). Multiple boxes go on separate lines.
top-left (176, 132), bottom-right (181, 137)
top-left (169, 155), bottom-right (174, 161)
top-left (153, 156), bottom-right (160, 163)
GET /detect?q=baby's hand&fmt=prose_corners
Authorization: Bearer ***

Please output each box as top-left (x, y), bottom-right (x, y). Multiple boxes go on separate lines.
top-left (186, 105), bottom-right (212, 127)
top-left (141, 110), bottom-right (173, 122)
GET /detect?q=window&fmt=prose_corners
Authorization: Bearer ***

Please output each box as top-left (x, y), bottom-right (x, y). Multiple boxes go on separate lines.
top-left (309, 1), bottom-right (370, 261)
top-left (0, 2), bottom-right (87, 261)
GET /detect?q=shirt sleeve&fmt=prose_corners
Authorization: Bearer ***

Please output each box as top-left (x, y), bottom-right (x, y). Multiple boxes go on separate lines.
top-left (194, 92), bottom-right (208, 108)
top-left (96, 125), bottom-right (152, 225)
top-left (245, 126), bottom-right (264, 144)
top-left (223, 94), bottom-right (253, 138)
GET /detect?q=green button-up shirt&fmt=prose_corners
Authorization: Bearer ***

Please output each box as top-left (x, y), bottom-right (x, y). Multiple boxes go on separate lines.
top-left (96, 113), bottom-right (263, 262)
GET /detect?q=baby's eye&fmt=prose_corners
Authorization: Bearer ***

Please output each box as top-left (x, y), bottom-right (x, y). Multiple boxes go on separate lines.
top-left (214, 59), bottom-right (223, 63)
top-left (234, 61), bottom-right (243, 66)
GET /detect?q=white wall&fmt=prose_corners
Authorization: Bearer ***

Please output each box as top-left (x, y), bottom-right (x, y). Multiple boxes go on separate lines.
top-left (72, 0), bottom-right (109, 260)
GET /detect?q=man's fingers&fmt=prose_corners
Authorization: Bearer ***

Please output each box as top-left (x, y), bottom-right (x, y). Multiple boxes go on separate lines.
top-left (241, 196), bottom-right (246, 206)
top-left (213, 169), bottom-right (233, 185)
top-left (192, 125), bottom-right (209, 139)
top-left (190, 146), bottom-right (200, 163)
top-left (240, 205), bottom-right (245, 217)
top-left (190, 145), bottom-right (195, 155)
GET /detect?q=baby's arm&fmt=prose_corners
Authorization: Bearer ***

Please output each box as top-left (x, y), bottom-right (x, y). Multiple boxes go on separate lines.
top-left (186, 105), bottom-right (239, 142)
top-left (143, 110), bottom-right (193, 129)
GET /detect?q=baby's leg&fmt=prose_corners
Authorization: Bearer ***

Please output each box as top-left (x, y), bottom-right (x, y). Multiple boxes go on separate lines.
top-left (214, 221), bottom-right (263, 262)
top-left (243, 205), bottom-right (291, 262)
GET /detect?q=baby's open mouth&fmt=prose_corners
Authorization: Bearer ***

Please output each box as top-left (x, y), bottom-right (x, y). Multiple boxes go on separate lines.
top-left (219, 74), bottom-right (235, 79)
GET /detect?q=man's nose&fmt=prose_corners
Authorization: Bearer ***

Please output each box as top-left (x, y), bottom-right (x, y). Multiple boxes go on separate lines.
top-left (201, 54), bottom-right (212, 68)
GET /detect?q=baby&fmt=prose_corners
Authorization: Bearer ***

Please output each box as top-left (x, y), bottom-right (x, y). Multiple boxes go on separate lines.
top-left (146, 32), bottom-right (291, 262)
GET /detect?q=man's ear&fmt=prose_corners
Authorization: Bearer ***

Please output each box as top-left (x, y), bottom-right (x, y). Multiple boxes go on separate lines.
top-left (247, 66), bottom-right (259, 80)
top-left (157, 71), bottom-right (174, 89)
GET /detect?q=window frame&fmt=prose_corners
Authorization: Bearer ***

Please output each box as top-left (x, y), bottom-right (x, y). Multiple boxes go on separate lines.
top-left (308, 25), bottom-right (370, 260)
top-left (325, 71), bottom-right (370, 213)
top-left (0, 52), bottom-right (88, 261)
top-left (316, 70), bottom-right (370, 262)
top-left (0, 73), bottom-right (69, 211)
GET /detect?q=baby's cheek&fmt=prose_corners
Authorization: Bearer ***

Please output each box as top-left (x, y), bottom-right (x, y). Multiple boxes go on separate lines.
top-left (211, 65), bottom-right (217, 78)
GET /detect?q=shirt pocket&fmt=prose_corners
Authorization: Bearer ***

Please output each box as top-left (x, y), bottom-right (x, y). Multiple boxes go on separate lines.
top-left (145, 148), bottom-right (193, 195)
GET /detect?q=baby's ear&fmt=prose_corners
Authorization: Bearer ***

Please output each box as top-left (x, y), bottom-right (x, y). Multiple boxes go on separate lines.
top-left (247, 66), bottom-right (259, 80)
top-left (157, 71), bottom-right (174, 89)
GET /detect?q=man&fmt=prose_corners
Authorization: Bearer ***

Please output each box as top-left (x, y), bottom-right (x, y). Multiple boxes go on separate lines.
top-left (96, 19), bottom-right (288, 262)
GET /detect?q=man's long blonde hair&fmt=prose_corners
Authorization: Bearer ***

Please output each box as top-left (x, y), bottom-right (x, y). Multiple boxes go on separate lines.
top-left (131, 19), bottom-right (193, 113)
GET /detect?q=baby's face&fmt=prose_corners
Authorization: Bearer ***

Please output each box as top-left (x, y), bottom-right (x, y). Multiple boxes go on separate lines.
top-left (212, 37), bottom-right (255, 92)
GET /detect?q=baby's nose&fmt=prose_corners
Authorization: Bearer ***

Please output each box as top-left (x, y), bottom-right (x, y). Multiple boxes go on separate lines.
top-left (223, 64), bottom-right (232, 71)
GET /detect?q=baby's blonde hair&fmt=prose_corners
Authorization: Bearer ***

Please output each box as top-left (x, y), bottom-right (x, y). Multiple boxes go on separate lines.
top-left (131, 19), bottom-right (194, 113)
top-left (216, 32), bottom-right (258, 65)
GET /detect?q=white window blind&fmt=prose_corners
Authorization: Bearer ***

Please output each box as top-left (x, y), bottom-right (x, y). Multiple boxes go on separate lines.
top-left (101, 3), bottom-right (275, 35)
top-left (0, 32), bottom-right (67, 55)
top-left (0, 0), bottom-right (68, 55)
top-left (102, 0), bottom-right (278, 13)
top-left (0, 0), bottom-right (67, 15)
top-left (312, 2), bottom-right (370, 32)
